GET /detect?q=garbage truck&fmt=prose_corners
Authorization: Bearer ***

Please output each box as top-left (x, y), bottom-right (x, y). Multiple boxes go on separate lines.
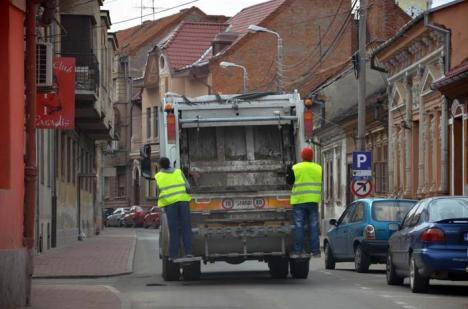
top-left (144, 91), bottom-right (316, 281)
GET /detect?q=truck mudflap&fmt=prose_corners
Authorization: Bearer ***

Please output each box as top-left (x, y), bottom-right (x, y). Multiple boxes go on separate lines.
top-left (195, 224), bottom-right (293, 261)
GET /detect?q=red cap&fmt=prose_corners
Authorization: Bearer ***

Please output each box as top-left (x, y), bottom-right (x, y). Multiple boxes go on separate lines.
top-left (301, 147), bottom-right (313, 161)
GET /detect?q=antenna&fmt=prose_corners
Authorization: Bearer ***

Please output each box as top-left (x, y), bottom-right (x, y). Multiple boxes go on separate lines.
top-left (135, 0), bottom-right (163, 23)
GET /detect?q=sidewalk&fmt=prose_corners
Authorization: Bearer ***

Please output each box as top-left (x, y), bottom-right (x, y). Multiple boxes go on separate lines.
top-left (33, 228), bottom-right (136, 278)
top-left (31, 228), bottom-right (135, 309)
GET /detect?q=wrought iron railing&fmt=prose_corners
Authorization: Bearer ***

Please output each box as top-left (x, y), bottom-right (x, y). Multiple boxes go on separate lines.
top-left (62, 53), bottom-right (100, 94)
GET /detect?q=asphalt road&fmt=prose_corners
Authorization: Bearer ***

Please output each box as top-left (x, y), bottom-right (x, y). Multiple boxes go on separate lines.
top-left (37, 228), bottom-right (468, 309)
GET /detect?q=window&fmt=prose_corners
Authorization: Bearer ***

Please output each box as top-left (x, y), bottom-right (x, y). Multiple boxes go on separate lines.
top-left (371, 201), bottom-right (416, 222)
top-left (350, 202), bottom-right (365, 223)
top-left (61, 133), bottom-right (66, 179)
top-left (153, 107), bottom-right (158, 139)
top-left (336, 156), bottom-right (341, 200)
top-left (428, 198), bottom-right (468, 222)
top-left (338, 203), bottom-right (356, 225)
top-left (39, 130), bottom-right (44, 185)
top-left (401, 202), bottom-right (423, 228)
top-left (146, 107), bottom-right (151, 139)
top-left (374, 145), bottom-right (388, 194)
top-left (67, 137), bottom-right (71, 183)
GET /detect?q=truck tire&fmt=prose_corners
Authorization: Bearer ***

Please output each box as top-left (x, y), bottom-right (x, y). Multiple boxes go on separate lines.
top-left (268, 257), bottom-right (289, 279)
top-left (162, 257), bottom-right (180, 281)
top-left (354, 244), bottom-right (370, 273)
top-left (290, 259), bottom-right (309, 279)
top-left (183, 261), bottom-right (201, 281)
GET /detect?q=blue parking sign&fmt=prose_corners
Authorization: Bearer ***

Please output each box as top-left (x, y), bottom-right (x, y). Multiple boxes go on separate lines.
top-left (352, 151), bottom-right (372, 170)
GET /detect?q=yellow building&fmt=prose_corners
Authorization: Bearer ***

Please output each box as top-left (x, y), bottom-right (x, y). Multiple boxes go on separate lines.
top-left (396, 0), bottom-right (428, 17)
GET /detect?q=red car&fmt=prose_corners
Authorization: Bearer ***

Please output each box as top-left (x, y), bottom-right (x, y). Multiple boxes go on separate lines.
top-left (143, 206), bottom-right (161, 229)
top-left (122, 206), bottom-right (148, 227)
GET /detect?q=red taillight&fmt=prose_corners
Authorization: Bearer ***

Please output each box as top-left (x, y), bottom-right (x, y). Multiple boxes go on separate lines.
top-left (364, 224), bottom-right (375, 240)
top-left (420, 228), bottom-right (445, 242)
top-left (304, 109), bottom-right (313, 139)
top-left (167, 113), bottom-right (176, 143)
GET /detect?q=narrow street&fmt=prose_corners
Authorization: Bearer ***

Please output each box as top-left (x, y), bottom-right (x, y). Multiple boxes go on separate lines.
top-left (33, 228), bottom-right (468, 309)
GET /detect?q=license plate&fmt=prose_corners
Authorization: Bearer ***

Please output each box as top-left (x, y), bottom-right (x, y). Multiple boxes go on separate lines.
top-left (222, 198), bottom-right (265, 210)
top-left (464, 232), bottom-right (468, 242)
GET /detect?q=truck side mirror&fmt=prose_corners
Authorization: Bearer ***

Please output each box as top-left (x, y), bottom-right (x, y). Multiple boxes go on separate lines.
top-left (141, 144), bottom-right (152, 180)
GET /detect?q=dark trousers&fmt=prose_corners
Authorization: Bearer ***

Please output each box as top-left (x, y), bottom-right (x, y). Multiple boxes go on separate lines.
top-left (292, 202), bottom-right (320, 255)
top-left (165, 201), bottom-right (193, 258)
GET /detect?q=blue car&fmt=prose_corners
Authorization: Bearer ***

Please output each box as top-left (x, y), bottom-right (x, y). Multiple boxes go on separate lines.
top-left (386, 196), bottom-right (468, 293)
top-left (324, 198), bottom-right (417, 272)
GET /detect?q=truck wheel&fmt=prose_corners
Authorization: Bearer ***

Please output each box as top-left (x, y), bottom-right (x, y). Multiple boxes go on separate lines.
top-left (183, 261), bottom-right (201, 281)
top-left (354, 244), bottom-right (370, 273)
top-left (268, 257), bottom-right (289, 279)
top-left (290, 259), bottom-right (309, 279)
top-left (324, 243), bottom-right (336, 270)
top-left (162, 257), bottom-right (180, 281)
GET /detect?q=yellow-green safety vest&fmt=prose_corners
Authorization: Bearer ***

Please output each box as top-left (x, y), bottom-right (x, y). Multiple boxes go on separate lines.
top-left (290, 161), bottom-right (323, 205)
top-left (155, 169), bottom-right (191, 208)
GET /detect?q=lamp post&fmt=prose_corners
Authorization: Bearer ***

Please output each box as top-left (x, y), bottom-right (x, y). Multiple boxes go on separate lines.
top-left (219, 61), bottom-right (249, 93)
top-left (248, 24), bottom-right (283, 92)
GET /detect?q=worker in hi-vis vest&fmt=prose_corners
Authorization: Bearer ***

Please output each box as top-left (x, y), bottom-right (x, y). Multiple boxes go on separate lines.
top-left (287, 147), bottom-right (323, 258)
top-left (155, 157), bottom-right (193, 260)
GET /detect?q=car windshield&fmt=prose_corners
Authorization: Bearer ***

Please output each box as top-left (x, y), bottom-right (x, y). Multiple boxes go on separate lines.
top-left (372, 201), bottom-right (416, 222)
top-left (429, 198), bottom-right (468, 222)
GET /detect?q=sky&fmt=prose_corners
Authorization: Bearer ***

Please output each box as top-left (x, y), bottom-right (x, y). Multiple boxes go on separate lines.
top-left (102, 0), bottom-right (454, 32)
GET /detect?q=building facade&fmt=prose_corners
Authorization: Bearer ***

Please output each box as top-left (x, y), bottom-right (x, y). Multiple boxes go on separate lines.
top-left (372, 0), bottom-right (468, 199)
top-left (0, 1), bottom-right (28, 307)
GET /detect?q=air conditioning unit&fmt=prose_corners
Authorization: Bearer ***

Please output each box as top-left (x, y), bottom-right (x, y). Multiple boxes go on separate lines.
top-left (36, 42), bottom-right (53, 88)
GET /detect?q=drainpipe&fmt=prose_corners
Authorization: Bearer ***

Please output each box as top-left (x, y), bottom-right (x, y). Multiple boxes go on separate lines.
top-left (424, 10), bottom-right (450, 194)
top-left (24, 0), bottom-right (40, 305)
top-left (424, 8), bottom-right (450, 73)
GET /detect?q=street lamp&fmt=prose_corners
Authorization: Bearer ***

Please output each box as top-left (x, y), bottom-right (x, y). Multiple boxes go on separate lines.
top-left (248, 24), bottom-right (283, 92)
top-left (219, 61), bottom-right (249, 94)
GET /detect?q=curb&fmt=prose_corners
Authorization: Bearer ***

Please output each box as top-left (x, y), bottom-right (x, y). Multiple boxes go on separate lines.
top-left (103, 286), bottom-right (132, 309)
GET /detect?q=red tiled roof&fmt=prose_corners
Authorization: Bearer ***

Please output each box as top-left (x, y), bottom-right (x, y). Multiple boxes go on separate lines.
top-left (228, 0), bottom-right (287, 34)
top-left (164, 22), bottom-right (228, 70)
top-left (116, 7), bottom-right (228, 55)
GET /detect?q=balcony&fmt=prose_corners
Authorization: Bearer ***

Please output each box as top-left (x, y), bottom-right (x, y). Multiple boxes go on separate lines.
top-left (62, 53), bottom-right (100, 101)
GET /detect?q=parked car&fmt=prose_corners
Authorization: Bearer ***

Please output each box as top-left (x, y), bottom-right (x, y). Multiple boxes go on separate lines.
top-left (106, 207), bottom-right (130, 227)
top-left (122, 206), bottom-right (148, 227)
top-left (102, 208), bottom-right (115, 227)
top-left (143, 206), bottom-right (161, 229)
top-left (386, 196), bottom-right (468, 293)
top-left (324, 198), bottom-right (417, 273)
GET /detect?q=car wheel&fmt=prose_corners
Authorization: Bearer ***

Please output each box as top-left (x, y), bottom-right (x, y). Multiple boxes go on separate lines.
top-left (162, 257), bottom-right (180, 281)
top-left (324, 242), bottom-right (336, 270)
top-left (268, 257), bottom-right (289, 279)
top-left (182, 261), bottom-right (201, 281)
top-left (354, 244), bottom-right (370, 273)
top-left (290, 258), bottom-right (309, 279)
top-left (386, 254), bottom-right (403, 285)
top-left (409, 255), bottom-right (429, 293)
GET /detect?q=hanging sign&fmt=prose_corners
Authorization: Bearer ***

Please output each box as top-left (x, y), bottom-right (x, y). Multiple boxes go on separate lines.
top-left (36, 57), bottom-right (75, 129)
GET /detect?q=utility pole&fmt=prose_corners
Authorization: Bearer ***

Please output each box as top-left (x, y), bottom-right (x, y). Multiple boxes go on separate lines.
top-left (357, 0), bottom-right (367, 150)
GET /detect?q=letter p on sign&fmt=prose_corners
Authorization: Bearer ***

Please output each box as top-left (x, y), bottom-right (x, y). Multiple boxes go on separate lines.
top-left (352, 151), bottom-right (372, 171)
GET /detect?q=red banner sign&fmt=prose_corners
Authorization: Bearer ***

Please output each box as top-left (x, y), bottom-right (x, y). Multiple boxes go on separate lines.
top-left (36, 57), bottom-right (75, 129)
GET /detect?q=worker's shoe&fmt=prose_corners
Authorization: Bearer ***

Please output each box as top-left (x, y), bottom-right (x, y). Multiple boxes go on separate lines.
top-left (311, 252), bottom-right (321, 258)
top-left (289, 252), bottom-right (300, 259)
